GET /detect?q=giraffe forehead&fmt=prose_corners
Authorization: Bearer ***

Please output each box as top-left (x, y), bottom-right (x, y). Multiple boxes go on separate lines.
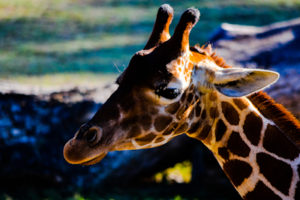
top-left (166, 55), bottom-right (187, 76)
top-left (165, 53), bottom-right (193, 89)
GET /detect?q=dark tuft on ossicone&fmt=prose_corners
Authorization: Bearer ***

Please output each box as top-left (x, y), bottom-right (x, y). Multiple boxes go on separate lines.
top-left (158, 4), bottom-right (173, 16)
top-left (180, 8), bottom-right (200, 26)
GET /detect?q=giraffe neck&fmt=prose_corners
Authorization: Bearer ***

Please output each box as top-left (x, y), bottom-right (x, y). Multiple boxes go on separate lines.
top-left (188, 92), bottom-right (300, 200)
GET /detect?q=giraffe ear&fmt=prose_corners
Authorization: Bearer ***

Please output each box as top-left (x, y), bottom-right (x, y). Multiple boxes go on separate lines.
top-left (213, 68), bottom-right (279, 97)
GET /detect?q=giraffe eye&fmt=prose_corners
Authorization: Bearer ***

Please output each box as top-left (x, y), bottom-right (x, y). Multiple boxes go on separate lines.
top-left (155, 86), bottom-right (181, 99)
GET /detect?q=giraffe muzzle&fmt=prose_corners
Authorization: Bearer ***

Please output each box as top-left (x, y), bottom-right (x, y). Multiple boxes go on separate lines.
top-left (63, 125), bottom-right (107, 165)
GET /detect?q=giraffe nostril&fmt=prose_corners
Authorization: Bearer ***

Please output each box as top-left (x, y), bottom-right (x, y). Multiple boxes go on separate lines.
top-left (86, 129), bottom-right (97, 143)
top-left (84, 126), bottom-right (102, 147)
top-left (75, 123), bottom-right (92, 140)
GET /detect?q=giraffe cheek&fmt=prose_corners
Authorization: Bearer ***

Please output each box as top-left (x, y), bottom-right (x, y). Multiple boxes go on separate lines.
top-left (113, 140), bottom-right (137, 151)
top-left (154, 115), bottom-right (173, 132)
top-left (145, 90), bottom-right (161, 104)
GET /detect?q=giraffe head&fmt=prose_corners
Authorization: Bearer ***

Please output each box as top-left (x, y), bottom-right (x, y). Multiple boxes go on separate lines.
top-left (63, 4), bottom-right (279, 165)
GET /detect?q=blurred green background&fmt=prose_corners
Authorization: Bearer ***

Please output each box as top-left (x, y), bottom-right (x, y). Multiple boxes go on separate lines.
top-left (0, 0), bottom-right (300, 84)
top-left (0, 0), bottom-right (300, 199)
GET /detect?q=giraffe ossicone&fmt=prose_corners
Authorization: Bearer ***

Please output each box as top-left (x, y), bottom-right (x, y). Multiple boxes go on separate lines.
top-left (63, 4), bottom-right (300, 200)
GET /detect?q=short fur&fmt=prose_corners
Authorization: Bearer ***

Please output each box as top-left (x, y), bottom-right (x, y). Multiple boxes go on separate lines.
top-left (192, 44), bottom-right (300, 149)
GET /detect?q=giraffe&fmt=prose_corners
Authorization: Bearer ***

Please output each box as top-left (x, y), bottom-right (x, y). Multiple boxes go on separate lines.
top-left (63, 4), bottom-right (300, 200)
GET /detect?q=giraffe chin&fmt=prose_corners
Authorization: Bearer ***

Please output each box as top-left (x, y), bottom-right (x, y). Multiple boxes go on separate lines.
top-left (80, 153), bottom-right (107, 166)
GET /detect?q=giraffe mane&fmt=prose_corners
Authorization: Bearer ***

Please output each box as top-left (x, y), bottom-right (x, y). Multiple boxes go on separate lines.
top-left (191, 44), bottom-right (300, 149)
top-left (248, 92), bottom-right (300, 149)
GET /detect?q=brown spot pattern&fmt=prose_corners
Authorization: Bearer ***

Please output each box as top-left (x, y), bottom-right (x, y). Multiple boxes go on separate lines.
top-left (195, 102), bottom-right (202, 117)
top-left (201, 109), bottom-right (206, 119)
top-left (174, 122), bottom-right (189, 135)
top-left (127, 125), bottom-right (142, 138)
top-left (215, 119), bottom-right (227, 141)
top-left (223, 159), bottom-right (252, 187)
top-left (165, 102), bottom-right (180, 114)
top-left (176, 105), bottom-right (188, 120)
top-left (221, 102), bottom-right (239, 125)
top-left (154, 115), bottom-right (172, 132)
top-left (198, 124), bottom-right (211, 140)
top-left (244, 181), bottom-right (281, 200)
top-left (248, 91), bottom-right (300, 149)
top-left (162, 122), bottom-right (178, 135)
top-left (140, 115), bottom-right (152, 131)
top-left (188, 121), bottom-right (201, 134)
top-left (263, 124), bottom-right (299, 160)
top-left (187, 93), bottom-right (194, 103)
top-left (218, 147), bottom-right (229, 160)
top-left (233, 98), bottom-right (248, 110)
top-left (257, 153), bottom-right (292, 195)
top-left (243, 112), bottom-right (262, 146)
top-left (209, 106), bottom-right (218, 119)
top-left (135, 133), bottom-right (156, 146)
top-left (227, 131), bottom-right (250, 157)
top-left (150, 107), bottom-right (159, 115)
top-left (121, 116), bottom-right (139, 130)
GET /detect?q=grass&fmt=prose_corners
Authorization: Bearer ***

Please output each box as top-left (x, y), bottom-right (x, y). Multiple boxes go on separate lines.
top-left (154, 161), bottom-right (192, 184)
top-left (0, 73), bottom-right (117, 88)
top-left (0, 0), bottom-right (299, 78)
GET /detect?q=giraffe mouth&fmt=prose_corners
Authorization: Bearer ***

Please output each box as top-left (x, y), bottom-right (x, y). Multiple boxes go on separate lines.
top-left (80, 153), bottom-right (107, 166)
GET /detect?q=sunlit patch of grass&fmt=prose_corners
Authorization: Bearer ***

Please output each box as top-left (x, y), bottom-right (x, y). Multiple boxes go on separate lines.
top-left (0, 0), bottom-right (299, 76)
top-left (18, 33), bottom-right (147, 54)
top-left (251, 0), bottom-right (300, 7)
top-left (154, 161), bottom-right (192, 184)
top-left (0, 0), bottom-right (47, 19)
top-left (70, 193), bottom-right (87, 200)
top-left (0, 0), bottom-right (157, 24)
top-left (0, 73), bottom-right (117, 88)
top-left (47, 6), bottom-right (156, 25)
top-left (0, 44), bottom-right (136, 75)
top-left (173, 195), bottom-right (183, 200)
top-left (2, 194), bottom-right (13, 200)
